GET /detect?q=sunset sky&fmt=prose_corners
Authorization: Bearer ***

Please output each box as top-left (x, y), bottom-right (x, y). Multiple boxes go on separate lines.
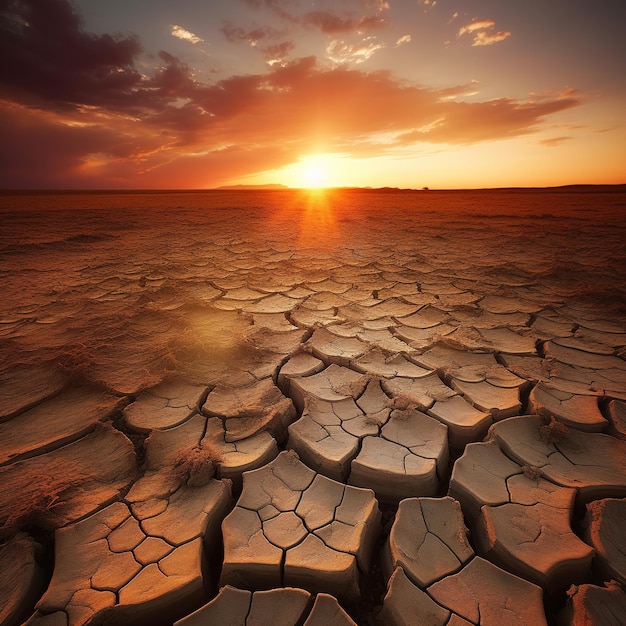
top-left (1, 0), bottom-right (625, 189)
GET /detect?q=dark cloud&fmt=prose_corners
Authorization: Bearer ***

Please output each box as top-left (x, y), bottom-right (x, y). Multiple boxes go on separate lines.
top-left (240, 0), bottom-right (294, 22)
top-left (301, 11), bottom-right (356, 34)
top-left (221, 20), bottom-right (292, 64)
top-left (301, 11), bottom-right (386, 34)
top-left (0, 101), bottom-right (147, 187)
top-left (239, 0), bottom-right (387, 35)
top-left (0, 0), bottom-right (143, 110)
top-left (149, 51), bottom-right (196, 98)
top-left (264, 41), bottom-right (296, 64)
top-left (0, 0), bottom-right (203, 117)
top-left (221, 21), bottom-right (276, 45)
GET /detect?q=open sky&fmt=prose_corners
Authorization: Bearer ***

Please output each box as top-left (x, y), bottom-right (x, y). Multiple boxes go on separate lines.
top-left (1, 0), bottom-right (625, 189)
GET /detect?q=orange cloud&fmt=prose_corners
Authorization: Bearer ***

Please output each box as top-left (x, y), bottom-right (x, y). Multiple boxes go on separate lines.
top-left (539, 136), bottom-right (572, 147)
top-left (472, 29), bottom-right (511, 47)
top-left (418, 0), bottom-right (438, 13)
top-left (326, 37), bottom-right (385, 64)
top-left (459, 19), bottom-right (496, 35)
top-left (459, 19), bottom-right (511, 47)
top-left (395, 34), bottom-right (412, 47)
top-left (368, 0), bottom-right (390, 11)
top-left (0, 52), bottom-right (580, 187)
top-left (395, 93), bottom-right (578, 145)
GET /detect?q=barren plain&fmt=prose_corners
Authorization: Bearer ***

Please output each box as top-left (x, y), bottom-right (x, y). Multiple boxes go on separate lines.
top-left (1, 187), bottom-right (625, 625)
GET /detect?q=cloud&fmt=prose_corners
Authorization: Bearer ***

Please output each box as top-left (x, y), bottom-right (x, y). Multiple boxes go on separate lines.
top-left (472, 29), bottom-right (511, 47)
top-left (170, 25), bottom-right (203, 44)
top-left (0, 100), bottom-right (165, 188)
top-left (418, 0), bottom-right (438, 12)
top-left (0, 0), bottom-right (580, 188)
top-left (459, 20), bottom-right (495, 35)
top-left (228, 2), bottom-right (389, 62)
top-left (396, 34), bottom-right (411, 47)
top-left (459, 19), bottom-right (511, 47)
top-left (1, 54), bottom-right (578, 187)
top-left (241, 0), bottom-right (293, 20)
top-left (150, 51), bottom-right (196, 98)
top-left (240, 0), bottom-right (388, 35)
top-left (365, 0), bottom-right (390, 11)
top-left (301, 11), bottom-right (354, 34)
top-left (264, 41), bottom-right (296, 66)
top-left (395, 93), bottom-right (578, 145)
top-left (221, 21), bottom-right (292, 65)
top-left (539, 136), bottom-right (572, 147)
top-left (302, 11), bottom-right (386, 34)
top-left (354, 14), bottom-right (388, 33)
top-left (0, 0), bottom-right (143, 110)
top-left (221, 21), bottom-right (278, 46)
top-left (326, 38), bottom-right (386, 64)
top-left (436, 82), bottom-right (480, 101)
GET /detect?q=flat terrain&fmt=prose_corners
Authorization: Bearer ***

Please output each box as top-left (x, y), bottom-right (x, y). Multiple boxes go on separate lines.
top-left (0, 188), bottom-right (625, 625)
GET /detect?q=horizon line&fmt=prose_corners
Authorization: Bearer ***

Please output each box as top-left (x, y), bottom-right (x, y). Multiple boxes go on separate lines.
top-left (1, 182), bottom-right (625, 194)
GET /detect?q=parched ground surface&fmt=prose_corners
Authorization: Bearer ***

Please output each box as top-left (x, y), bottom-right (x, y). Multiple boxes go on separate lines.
top-left (1, 188), bottom-right (625, 625)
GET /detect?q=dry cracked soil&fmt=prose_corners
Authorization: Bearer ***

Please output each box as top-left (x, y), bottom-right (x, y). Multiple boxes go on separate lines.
top-left (1, 189), bottom-right (625, 625)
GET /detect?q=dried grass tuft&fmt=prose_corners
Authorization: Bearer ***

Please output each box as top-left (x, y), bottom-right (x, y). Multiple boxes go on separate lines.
top-left (0, 460), bottom-right (87, 538)
top-left (57, 339), bottom-right (173, 392)
top-left (333, 376), bottom-right (371, 398)
top-left (522, 465), bottom-right (543, 481)
top-left (56, 342), bottom-right (93, 384)
top-left (363, 410), bottom-right (388, 427)
top-left (538, 415), bottom-right (569, 444)
top-left (172, 444), bottom-right (223, 487)
top-left (385, 394), bottom-right (419, 412)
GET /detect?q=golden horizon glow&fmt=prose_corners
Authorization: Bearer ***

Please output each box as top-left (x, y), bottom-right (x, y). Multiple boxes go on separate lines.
top-left (243, 128), bottom-right (626, 191)
top-left (256, 153), bottom-right (384, 189)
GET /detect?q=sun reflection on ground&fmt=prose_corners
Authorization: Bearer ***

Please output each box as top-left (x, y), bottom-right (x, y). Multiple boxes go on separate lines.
top-left (262, 187), bottom-right (340, 250)
top-left (301, 162), bottom-right (328, 189)
top-left (297, 188), bottom-right (337, 248)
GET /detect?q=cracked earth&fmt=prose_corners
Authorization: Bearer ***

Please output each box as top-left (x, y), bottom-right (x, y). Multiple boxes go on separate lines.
top-left (1, 189), bottom-right (625, 625)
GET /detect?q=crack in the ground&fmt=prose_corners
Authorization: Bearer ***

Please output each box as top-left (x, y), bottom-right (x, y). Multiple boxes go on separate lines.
top-left (108, 402), bottom-right (148, 473)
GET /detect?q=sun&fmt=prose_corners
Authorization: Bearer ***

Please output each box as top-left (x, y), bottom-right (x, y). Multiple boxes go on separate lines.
top-left (294, 155), bottom-right (332, 189)
top-left (267, 153), bottom-right (355, 189)
top-left (302, 162), bottom-right (327, 188)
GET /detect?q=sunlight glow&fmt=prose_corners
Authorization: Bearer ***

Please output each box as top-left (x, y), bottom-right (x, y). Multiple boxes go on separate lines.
top-left (285, 154), bottom-right (336, 189)
top-left (247, 152), bottom-right (376, 189)
top-left (302, 163), bottom-right (327, 188)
